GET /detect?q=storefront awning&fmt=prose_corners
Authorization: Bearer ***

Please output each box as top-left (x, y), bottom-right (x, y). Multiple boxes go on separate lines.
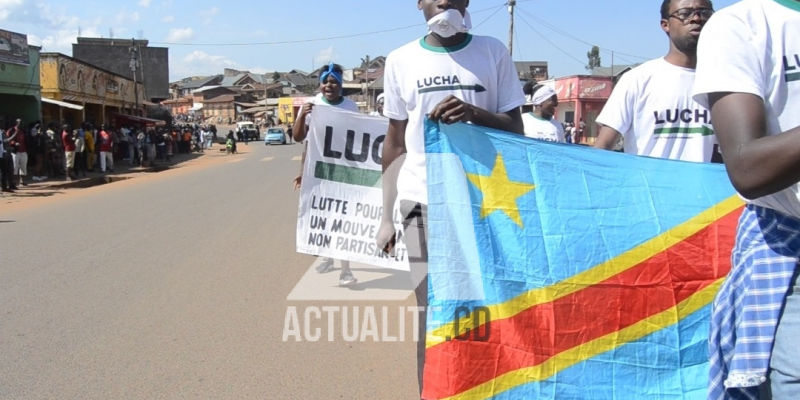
top-left (42, 97), bottom-right (84, 110)
top-left (111, 113), bottom-right (166, 127)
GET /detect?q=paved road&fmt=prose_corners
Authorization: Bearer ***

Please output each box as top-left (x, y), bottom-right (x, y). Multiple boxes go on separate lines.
top-left (0, 142), bottom-right (419, 399)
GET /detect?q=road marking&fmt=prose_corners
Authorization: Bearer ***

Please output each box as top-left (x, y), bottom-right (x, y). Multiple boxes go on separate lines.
top-left (228, 158), bottom-right (245, 163)
top-left (261, 157), bottom-right (275, 162)
top-left (291, 156), bottom-right (302, 161)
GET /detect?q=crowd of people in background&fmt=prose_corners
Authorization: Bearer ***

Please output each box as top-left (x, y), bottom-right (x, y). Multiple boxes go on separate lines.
top-left (0, 116), bottom-right (238, 193)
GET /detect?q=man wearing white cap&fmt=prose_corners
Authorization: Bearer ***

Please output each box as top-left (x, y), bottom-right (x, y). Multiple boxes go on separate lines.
top-left (370, 93), bottom-right (385, 117)
top-left (521, 82), bottom-right (566, 143)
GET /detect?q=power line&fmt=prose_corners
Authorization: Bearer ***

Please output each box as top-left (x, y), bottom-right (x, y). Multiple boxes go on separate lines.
top-left (514, 11), bottom-right (587, 68)
top-left (473, 4), bottom-right (506, 31)
top-left (150, 5), bottom-right (505, 46)
top-left (515, 6), bottom-right (652, 61)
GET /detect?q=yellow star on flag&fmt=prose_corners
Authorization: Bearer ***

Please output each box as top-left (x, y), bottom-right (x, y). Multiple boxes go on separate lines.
top-left (466, 154), bottom-right (536, 228)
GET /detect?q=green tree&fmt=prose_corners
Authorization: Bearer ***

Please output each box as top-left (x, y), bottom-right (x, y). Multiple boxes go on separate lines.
top-left (586, 46), bottom-right (602, 72)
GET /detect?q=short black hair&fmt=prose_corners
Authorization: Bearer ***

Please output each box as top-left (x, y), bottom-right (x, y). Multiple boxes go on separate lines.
top-left (661, 0), bottom-right (714, 19)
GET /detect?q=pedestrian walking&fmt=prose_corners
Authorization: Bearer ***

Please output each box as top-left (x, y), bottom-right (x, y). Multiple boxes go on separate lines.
top-left (292, 62), bottom-right (361, 287)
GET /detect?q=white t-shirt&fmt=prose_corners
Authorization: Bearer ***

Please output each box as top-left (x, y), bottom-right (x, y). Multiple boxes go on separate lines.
top-left (693, 0), bottom-right (800, 218)
top-left (384, 34), bottom-right (526, 205)
top-left (596, 57), bottom-right (716, 162)
top-left (522, 113), bottom-right (565, 142)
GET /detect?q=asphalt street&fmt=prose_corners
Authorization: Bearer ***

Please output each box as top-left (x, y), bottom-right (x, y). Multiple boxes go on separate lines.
top-left (0, 141), bottom-right (420, 400)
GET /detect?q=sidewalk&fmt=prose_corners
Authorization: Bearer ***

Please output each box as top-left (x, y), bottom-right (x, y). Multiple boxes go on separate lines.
top-left (0, 144), bottom-right (245, 202)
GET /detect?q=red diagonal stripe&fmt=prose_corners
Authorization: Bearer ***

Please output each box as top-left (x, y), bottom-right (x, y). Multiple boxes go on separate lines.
top-left (423, 207), bottom-right (741, 400)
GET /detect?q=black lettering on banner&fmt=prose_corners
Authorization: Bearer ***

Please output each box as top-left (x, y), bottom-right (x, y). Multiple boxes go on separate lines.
top-left (323, 126), bottom-right (342, 159)
top-left (345, 130), bottom-right (369, 163)
top-left (372, 135), bottom-right (385, 165)
top-left (310, 216), bottom-right (327, 230)
top-left (308, 233), bottom-right (332, 248)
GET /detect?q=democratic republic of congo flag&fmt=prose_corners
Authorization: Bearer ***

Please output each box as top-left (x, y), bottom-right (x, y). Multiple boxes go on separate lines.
top-left (421, 119), bottom-right (742, 400)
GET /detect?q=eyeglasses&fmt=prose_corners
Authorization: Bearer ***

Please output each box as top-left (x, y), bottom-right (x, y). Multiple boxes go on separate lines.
top-left (668, 7), bottom-right (714, 23)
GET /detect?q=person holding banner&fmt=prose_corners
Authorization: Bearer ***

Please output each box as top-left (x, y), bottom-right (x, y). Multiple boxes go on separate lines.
top-left (521, 83), bottom-right (566, 143)
top-left (375, 0), bottom-right (526, 397)
top-left (292, 62), bottom-right (361, 287)
top-left (692, 0), bottom-right (800, 398)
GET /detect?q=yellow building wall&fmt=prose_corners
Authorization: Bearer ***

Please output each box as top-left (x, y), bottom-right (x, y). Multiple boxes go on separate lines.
top-left (39, 57), bottom-right (61, 100)
top-left (40, 53), bottom-right (144, 107)
top-left (278, 97), bottom-right (294, 125)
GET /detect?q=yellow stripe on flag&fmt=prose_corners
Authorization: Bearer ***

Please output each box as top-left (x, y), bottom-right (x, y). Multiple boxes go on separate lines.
top-left (442, 278), bottom-right (724, 400)
top-left (427, 195), bottom-right (743, 348)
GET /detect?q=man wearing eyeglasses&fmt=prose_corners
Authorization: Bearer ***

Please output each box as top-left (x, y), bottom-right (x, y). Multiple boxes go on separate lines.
top-left (594, 0), bottom-right (717, 163)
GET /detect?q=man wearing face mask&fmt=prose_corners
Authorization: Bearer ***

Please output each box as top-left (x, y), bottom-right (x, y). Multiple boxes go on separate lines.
top-left (594, 0), bottom-right (717, 162)
top-left (375, 1), bottom-right (525, 398)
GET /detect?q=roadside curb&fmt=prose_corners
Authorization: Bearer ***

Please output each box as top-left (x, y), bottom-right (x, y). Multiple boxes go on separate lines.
top-left (41, 165), bottom-right (173, 190)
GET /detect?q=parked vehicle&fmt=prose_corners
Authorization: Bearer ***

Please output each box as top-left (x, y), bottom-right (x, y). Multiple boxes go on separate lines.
top-left (264, 128), bottom-right (287, 145)
top-left (236, 121), bottom-right (260, 141)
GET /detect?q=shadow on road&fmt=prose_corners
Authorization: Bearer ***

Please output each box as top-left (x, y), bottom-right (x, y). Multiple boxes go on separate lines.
top-left (340, 268), bottom-right (413, 292)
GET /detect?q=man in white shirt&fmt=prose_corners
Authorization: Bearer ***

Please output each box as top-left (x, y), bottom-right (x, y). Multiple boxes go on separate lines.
top-left (375, 1), bottom-right (525, 397)
top-left (594, 0), bottom-right (717, 162)
top-left (692, 1), bottom-right (800, 398)
top-left (369, 93), bottom-right (385, 117)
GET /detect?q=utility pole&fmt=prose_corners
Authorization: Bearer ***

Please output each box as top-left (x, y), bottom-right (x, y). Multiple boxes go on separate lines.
top-left (508, 0), bottom-right (516, 56)
top-left (129, 39), bottom-right (139, 117)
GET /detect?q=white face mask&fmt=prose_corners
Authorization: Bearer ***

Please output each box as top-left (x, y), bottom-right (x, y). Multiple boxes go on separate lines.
top-left (427, 9), bottom-right (472, 38)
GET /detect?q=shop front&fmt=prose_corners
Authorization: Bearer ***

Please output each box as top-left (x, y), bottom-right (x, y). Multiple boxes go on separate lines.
top-left (278, 96), bottom-right (313, 125)
top-left (545, 75), bottom-right (613, 144)
top-left (0, 29), bottom-right (41, 126)
top-left (40, 53), bottom-right (144, 128)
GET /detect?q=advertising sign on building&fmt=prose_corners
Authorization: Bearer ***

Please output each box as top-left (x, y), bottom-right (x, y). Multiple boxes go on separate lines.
top-left (0, 29), bottom-right (30, 66)
top-left (578, 79), bottom-right (613, 99)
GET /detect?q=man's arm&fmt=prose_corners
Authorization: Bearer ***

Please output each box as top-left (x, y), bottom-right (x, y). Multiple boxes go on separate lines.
top-left (380, 118), bottom-right (409, 227)
top-left (472, 107), bottom-right (524, 135)
top-left (708, 92), bottom-right (800, 199)
top-left (594, 126), bottom-right (622, 150)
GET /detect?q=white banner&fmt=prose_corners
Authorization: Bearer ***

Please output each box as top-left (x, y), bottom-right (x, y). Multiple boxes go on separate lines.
top-left (296, 106), bottom-right (409, 270)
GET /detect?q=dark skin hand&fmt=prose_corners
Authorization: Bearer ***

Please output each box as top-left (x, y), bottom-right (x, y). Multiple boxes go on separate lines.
top-left (709, 92), bottom-right (800, 199)
top-left (376, 97), bottom-right (523, 255)
top-left (429, 95), bottom-right (524, 134)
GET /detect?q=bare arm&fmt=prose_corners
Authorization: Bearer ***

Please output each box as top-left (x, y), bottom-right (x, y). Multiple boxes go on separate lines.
top-left (429, 95), bottom-right (524, 134)
top-left (709, 92), bottom-right (800, 199)
top-left (381, 118), bottom-right (409, 225)
top-left (292, 103), bottom-right (312, 142)
top-left (594, 126), bottom-right (621, 150)
top-left (471, 107), bottom-right (524, 135)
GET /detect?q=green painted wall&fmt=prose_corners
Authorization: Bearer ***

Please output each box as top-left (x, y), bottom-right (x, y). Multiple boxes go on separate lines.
top-left (0, 46), bottom-right (41, 126)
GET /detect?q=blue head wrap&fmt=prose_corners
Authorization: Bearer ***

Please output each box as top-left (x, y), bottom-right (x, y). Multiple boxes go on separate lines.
top-left (320, 62), bottom-right (343, 85)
